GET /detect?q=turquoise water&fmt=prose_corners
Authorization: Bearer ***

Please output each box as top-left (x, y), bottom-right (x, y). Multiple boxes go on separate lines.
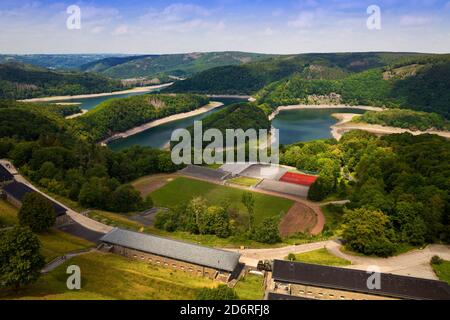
top-left (108, 98), bottom-right (244, 150)
top-left (272, 108), bottom-right (367, 145)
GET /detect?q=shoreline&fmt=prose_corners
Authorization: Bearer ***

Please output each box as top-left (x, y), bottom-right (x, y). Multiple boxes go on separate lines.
top-left (268, 104), bottom-right (385, 121)
top-left (330, 113), bottom-right (450, 140)
top-left (65, 109), bottom-right (88, 119)
top-left (100, 101), bottom-right (224, 146)
top-left (19, 83), bottom-right (173, 103)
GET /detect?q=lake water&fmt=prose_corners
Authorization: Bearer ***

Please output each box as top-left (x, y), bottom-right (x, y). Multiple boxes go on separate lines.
top-left (63, 91), bottom-right (368, 149)
top-left (108, 98), bottom-right (245, 150)
top-left (272, 108), bottom-right (367, 145)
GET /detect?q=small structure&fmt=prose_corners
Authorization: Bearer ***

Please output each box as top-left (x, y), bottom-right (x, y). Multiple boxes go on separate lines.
top-left (0, 164), bottom-right (14, 186)
top-left (269, 260), bottom-right (450, 300)
top-left (2, 181), bottom-right (70, 226)
top-left (100, 228), bottom-right (241, 282)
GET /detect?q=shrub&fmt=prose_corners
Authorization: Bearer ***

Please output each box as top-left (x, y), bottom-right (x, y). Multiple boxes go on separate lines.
top-left (431, 255), bottom-right (444, 265)
top-left (196, 285), bottom-right (239, 300)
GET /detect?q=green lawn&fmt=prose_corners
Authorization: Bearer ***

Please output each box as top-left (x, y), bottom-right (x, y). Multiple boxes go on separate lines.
top-left (0, 200), bottom-right (19, 227)
top-left (228, 177), bottom-right (261, 187)
top-left (0, 252), bottom-right (217, 300)
top-left (0, 199), bottom-right (94, 262)
top-left (150, 177), bottom-right (293, 224)
top-left (432, 260), bottom-right (450, 285)
top-left (235, 274), bottom-right (265, 300)
top-left (38, 230), bottom-right (94, 262)
top-left (285, 248), bottom-right (351, 266)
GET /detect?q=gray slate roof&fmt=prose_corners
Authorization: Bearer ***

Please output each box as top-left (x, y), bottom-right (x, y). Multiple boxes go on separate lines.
top-left (100, 228), bottom-right (241, 272)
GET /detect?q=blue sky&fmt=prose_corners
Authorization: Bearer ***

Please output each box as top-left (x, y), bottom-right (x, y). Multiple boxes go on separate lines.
top-left (0, 0), bottom-right (449, 54)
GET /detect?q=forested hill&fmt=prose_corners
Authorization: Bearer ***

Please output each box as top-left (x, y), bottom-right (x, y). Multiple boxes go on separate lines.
top-left (80, 51), bottom-right (273, 80)
top-left (255, 57), bottom-right (450, 118)
top-left (166, 52), bottom-right (431, 94)
top-left (0, 62), bottom-right (124, 100)
top-left (77, 93), bottom-right (209, 141)
top-left (166, 52), bottom-right (450, 118)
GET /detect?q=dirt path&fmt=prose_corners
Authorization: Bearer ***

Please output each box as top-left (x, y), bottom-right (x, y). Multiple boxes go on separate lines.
top-left (132, 173), bottom-right (179, 196)
top-left (99, 101), bottom-right (224, 145)
top-left (331, 113), bottom-right (450, 140)
top-left (279, 202), bottom-right (317, 237)
top-left (19, 83), bottom-right (173, 103)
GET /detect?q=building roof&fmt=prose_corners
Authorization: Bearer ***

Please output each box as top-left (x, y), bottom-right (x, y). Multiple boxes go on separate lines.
top-left (272, 260), bottom-right (450, 300)
top-left (100, 228), bottom-right (241, 272)
top-left (2, 181), bottom-right (67, 216)
top-left (0, 164), bottom-right (14, 182)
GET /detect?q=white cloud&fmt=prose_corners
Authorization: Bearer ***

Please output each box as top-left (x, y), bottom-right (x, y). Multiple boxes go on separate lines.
top-left (112, 25), bottom-right (129, 35)
top-left (399, 15), bottom-right (435, 27)
top-left (262, 27), bottom-right (275, 36)
top-left (288, 11), bottom-right (316, 29)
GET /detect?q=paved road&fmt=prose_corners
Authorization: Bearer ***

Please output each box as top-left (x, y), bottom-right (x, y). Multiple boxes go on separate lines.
top-left (1, 159), bottom-right (113, 234)
top-left (227, 239), bottom-right (450, 280)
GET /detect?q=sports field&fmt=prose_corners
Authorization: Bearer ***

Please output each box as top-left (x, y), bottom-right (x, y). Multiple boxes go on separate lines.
top-left (150, 177), bottom-right (294, 224)
top-left (280, 172), bottom-right (318, 187)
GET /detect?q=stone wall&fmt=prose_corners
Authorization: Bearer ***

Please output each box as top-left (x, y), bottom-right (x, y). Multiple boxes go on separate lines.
top-left (110, 244), bottom-right (232, 282)
top-left (272, 281), bottom-right (397, 300)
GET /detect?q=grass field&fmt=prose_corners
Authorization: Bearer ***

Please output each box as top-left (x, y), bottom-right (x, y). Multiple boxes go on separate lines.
top-left (0, 199), bottom-right (94, 262)
top-left (0, 252), bottom-right (218, 300)
top-left (432, 260), bottom-right (450, 285)
top-left (38, 230), bottom-right (94, 262)
top-left (234, 274), bottom-right (265, 300)
top-left (228, 177), bottom-right (261, 187)
top-left (150, 177), bottom-right (294, 224)
top-left (0, 200), bottom-right (19, 227)
top-left (285, 248), bottom-right (351, 266)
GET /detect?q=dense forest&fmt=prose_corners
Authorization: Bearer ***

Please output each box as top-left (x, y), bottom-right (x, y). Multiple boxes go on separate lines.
top-left (255, 60), bottom-right (450, 118)
top-left (356, 109), bottom-right (450, 131)
top-left (0, 99), bottom-right (179, 213)
top-left (165, 53), bottom-right (450, 118)
top-left (281, 131), bottom-right (450, 256)
top-left (0, 62), bottom-right (124, 100)
top-left (77, 93), bottom-right (209, 141)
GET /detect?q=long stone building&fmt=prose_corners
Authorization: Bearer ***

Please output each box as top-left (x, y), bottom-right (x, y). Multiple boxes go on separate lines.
top-left (100, 228), bottom-right (242, 282)
top-left (269, 260), bottom-right (450, 300)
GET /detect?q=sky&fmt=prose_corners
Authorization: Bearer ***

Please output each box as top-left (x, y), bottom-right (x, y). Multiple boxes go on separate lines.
top-left (0, 0), bottom-right (450, 54)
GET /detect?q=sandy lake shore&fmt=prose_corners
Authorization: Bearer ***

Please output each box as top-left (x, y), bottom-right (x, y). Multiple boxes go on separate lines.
top-left (19, 83), bottom-right (173, 103)
top-left (331, 113), bottom-right (450, 140)
top-left (268, 104), bottom-right (385, 121)
top-left (100, 101), bottom-right (224, 145)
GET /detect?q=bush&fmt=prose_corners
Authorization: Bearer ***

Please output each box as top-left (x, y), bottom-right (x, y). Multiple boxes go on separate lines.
top-left (287, 253), bottom-right (296, 261)
top-left (0, 226), bottom-right (45, 289)
top-left (18, 192), bottom-right (56, 233)
top-left (196, 285), bottom-right (239, 300)
top-left (252, 217), bottom-right (281, 244)
top-left (431, 255), bottom-right (444, 265)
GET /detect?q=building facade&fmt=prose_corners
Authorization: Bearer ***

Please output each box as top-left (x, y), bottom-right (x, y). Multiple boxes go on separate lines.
top-left (269, 260), bottom-right (450, 300)
top-left (100, 228), bottom-right (241, 282)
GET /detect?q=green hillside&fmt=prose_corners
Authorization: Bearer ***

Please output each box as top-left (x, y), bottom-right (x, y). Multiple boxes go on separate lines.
top-left (166, 52), bottom-right (432, 95)
top-left (78, 93), bottom-right (209, 141)
top-left (0, 62), bottom-right (124, 100)
top-left (0, 54), bottom-right (120, 70)
top-left (81, 51), bottom-right (273, 80)
top-left (254, 56), bottom-right (450, 118)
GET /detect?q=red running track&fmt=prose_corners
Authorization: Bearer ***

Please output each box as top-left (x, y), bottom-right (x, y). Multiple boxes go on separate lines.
top-left (280, 172), bottom-right (318, 187)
